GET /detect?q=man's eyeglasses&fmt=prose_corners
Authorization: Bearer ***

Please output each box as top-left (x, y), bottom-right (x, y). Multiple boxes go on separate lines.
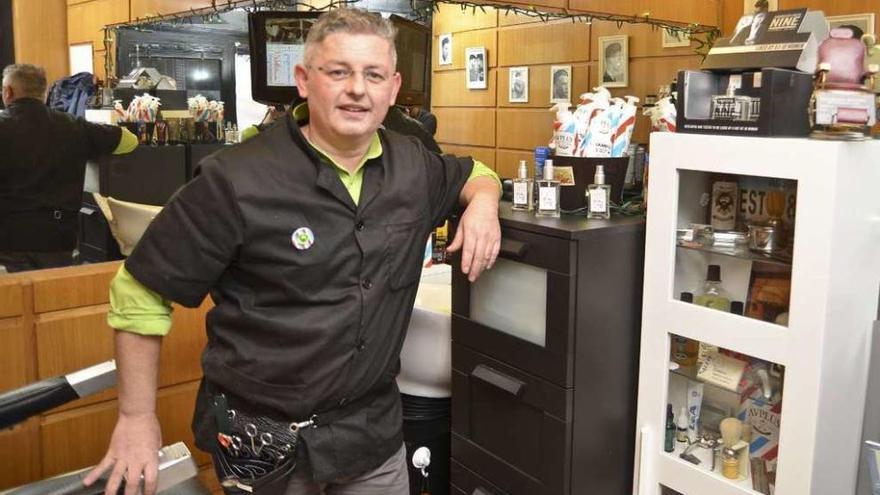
top-left (307, 65), bottom-right (390, 85)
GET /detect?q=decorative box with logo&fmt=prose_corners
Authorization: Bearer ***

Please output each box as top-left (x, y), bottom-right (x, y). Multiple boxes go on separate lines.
top-left (677, 9), bottom-right (830, 137)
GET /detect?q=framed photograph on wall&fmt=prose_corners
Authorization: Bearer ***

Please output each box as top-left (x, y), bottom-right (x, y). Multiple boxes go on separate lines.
top-left (438, 33), bottom-right (452, 66)
top-left (662, 29), bottom-right (691, 48)
top-left (827, 14), bottom-right (875, 38)
top-left (598, 35), bottom-right (628, 88)
top-left (549, 65), bottom-right (571, 103)
top-left (508, 66), bottom-right (528, 103)
top-left (742, 0), bottom-right (777, 14)
top-left (465, 46), bottom-right (487, 89)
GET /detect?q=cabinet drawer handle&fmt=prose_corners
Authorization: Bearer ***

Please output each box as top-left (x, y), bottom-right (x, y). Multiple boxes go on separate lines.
top-left (499, 238), bottom-right (527, 259)
top-left (472, 487), bottom-right (496, 495)
top-left (471, 364), bottom-right (525, 398)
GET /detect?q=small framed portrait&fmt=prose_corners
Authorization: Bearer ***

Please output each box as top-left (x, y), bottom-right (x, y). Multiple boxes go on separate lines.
top-left (742, 0), bottom-right (777, 14)
top-left (662, 29), bottom-right (691, 48)
top-left (549, 65), bottom-right (571, 103)
top-left (508, 66), bottom-right (528, 103)
top-left (827, 14), bottom-right (875, 39)
top-left (465, 46), bottom-right (487, 90)
top-left (438, 33), bottom-right (453, 66)
top-left (599, 35), bottom-right (628, 88)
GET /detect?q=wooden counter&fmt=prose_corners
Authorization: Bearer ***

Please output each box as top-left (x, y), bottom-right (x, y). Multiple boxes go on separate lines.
top-left (0, 262), bottom-right (219, 492)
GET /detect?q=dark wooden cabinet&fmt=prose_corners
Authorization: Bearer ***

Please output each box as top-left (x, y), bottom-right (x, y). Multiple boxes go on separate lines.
top-left (450, 204), bottom-right (645, 495)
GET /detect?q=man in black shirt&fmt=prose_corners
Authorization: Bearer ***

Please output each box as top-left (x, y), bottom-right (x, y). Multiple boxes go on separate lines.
top-left (0, 64), bottom-right (137, 272)
top-left (86, 9), bottom-right (500, 495)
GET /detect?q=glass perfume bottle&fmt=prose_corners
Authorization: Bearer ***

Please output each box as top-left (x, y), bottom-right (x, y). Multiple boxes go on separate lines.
top-left (695, 264), bottom-right (732, 312)
top-left (586, 165), bottom-right (611, 219)
top-left (671, 292), bottom-right (699, 367)
top-left (665, 404), bottom-right (676, 453)
top-left (511, 160), bottom-right (534, 211)
top-left (536, 159), bottom-right (560, 218)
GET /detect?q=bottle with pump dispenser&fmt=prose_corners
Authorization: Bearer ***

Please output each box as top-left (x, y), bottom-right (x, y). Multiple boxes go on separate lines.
top-left (586, 165), bottom-right (612, 219)
top-left (536, 159), bottom-right (561, 218)
top-left (511, 160), bottom-right (534, 211)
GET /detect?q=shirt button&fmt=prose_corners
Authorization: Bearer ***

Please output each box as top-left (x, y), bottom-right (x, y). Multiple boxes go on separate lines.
top-left (356, 339), bottom-right (366, 351)
top-left (338, 397), bottom-right (348, 406)
top-left (355, 221), bottom-right (365, 231)
top-left (362, 279), bottom-right (372, 290)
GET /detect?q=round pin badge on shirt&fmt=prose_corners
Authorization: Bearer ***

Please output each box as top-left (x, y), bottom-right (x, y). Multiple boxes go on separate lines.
top-left (291, 227), bottom-right (315, 250)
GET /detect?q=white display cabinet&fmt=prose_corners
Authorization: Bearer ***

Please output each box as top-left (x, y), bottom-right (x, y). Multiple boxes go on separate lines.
top-left (632, 133), bottom-right (880, 495)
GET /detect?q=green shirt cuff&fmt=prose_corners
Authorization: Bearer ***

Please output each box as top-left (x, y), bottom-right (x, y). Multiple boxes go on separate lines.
top-left (113, 127), bottom-right (139, 155)
top-left (468, 160), bottom-right (501, 186)
top-left (107, 265), bottom-right (173, 336)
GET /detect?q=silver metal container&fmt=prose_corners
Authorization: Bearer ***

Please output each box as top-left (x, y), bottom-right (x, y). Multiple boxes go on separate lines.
top-left (748, 224), bottom-right (783, 253)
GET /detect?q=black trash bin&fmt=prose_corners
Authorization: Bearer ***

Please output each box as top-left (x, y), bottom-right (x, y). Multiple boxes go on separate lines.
top-left (402, 393), bottom-right (450, 495)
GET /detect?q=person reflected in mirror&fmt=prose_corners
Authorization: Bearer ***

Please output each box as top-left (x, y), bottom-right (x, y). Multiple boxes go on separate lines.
top-left (0, 64), bottom-right (137, 273)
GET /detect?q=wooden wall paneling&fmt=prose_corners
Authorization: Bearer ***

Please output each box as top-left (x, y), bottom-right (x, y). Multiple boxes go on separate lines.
top-left (497, 63), bottom-right (590, 108)
top-left (439, 144), bottom-right (496, 170)
top-left (495, 108), bottom-right (555, 151)
top-left (159, 300), bottom-right (211, 387)
top-left (722, 0), bottom-right (744, 37)
top-left (566, 0), bottom-right (719, 27)
top-left (589, 21), bottom-right (697, 60)
top-left (67, 0), bottom-right (128, 49)
top-left (154, 381), bottom-right (209, 466)
top-left (0, 279), bottom-right (35, 396)
top-left (30, 261), bottom-right (119, 313)
top-left (497, 10), bottom-right (549, 27)
top-left (12, 0), bottom-right (69, 83)
top-left (131, 0), bottom-right (215, 20)
top-left (434, 107), bottom-right (496, 147)
top-left (433, 3), bottom-right (497, 34)
top-left (0, 276), bottom-right (24, 318)
top-left (497, 21), bottom-right (590, 67)
top-left (495, 149), bottom-right (534, 178)
top-left (432, 29), bottom-right (498, 72)
top-left (39, 398), bottom-right (117, 478)
top-left (0, 419), bottom-right (41, 490)
top-left (39, 380), bottom-right (204, 478)
top-left (0, 316), bottom-right (32, 393)
top-left (34, 305), bottom-right (116, 411)
top-left (432, 69), bottom-right (497, 107)
top-left (781, 0), bottom-right (880, 21)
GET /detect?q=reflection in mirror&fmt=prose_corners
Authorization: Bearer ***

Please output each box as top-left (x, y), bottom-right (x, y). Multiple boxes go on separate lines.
top-left (1, 0), bottom-right (433, 276)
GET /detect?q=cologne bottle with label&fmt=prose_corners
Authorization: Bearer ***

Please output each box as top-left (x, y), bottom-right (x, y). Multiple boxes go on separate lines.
top-left (695, 264), bottom-right (732, 312)
top-left (665, 404), bottom-right (676, 453)
top-left (536, 159), bottom-right (560, 218)
top-left (710, 175), bottom-right (738, 231)
top-left (586, 165), bottom-right (611, 219)
top-left (511, 160), bottom-right (534, 211)
top-left (671, 292), bottom-right (699, 367)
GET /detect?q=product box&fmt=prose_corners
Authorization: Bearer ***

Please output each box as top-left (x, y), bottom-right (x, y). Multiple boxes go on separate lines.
top-left (549, 156), bottom-right (627, 211)
top-left (676, 68), bottom-right (814, 137)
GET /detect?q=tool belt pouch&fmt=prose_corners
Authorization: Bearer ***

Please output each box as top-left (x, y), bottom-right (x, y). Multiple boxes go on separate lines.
top-left (212, 394), bottom-right (308, 495)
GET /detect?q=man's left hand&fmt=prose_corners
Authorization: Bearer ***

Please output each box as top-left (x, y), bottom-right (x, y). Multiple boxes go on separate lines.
top-left (447, 187), bottom-right (501, 282)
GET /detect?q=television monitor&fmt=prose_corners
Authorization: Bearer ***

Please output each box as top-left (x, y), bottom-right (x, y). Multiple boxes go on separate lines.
top-left (248, 11), bottom-right (320, 105)
top-left (248, 11), bottom-right (430, 106)
top-left (390, 15), bottom-right (431, 106)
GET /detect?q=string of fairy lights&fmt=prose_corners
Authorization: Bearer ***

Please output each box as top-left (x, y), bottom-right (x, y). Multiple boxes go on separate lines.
top-left (100, 0), bottom-right (720, 82)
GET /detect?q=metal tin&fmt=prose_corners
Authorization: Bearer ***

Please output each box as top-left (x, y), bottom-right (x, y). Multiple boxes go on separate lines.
top-left (748, 224), bottom-right (782, 253)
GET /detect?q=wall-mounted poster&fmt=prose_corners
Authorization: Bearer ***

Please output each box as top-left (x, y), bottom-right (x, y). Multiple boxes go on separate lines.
top-left (599, 35), bottom-right (628, 88)
top-left (439, 33), bottom-right (452, 66)
top-left (466, 46), bottom-right (487, 90)
top-left (509, 66), bottom-right (528, 103)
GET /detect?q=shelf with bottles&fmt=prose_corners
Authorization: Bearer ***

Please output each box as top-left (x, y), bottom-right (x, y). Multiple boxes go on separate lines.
top-left (674, 170), bottom-right (796, 328)
top-left (664, 332), bottom-right (784, 495)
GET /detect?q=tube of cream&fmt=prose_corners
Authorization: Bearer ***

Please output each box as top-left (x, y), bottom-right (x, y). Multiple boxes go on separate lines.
top-left (687, 381), bottom-right (704, 443)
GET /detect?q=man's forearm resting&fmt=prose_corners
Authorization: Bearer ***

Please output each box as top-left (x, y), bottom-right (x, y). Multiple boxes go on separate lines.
top-left (115, 330), bottom-right (162, 416)
top-left (460, 175), bottom-right (501, 206)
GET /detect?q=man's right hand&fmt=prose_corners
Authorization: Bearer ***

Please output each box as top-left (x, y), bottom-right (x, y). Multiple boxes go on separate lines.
top-left (83, 412), bottom-right (162, 495)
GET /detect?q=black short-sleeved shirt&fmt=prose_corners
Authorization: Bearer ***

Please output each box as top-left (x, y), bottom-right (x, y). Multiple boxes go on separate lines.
top-left (124, 113), bottom-right (473, 480)
top-left (0, 98), bottom-right (121, 251)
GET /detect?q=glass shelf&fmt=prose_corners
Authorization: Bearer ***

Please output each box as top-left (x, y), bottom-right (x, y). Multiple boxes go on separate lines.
top-left (662, 450), bottom-right (757, 493)
top-left (676, 241), bottom-right (792, 268)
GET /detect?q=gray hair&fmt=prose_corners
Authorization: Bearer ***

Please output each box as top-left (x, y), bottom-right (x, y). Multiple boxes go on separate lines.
top-left (304, 8), bottom-right (398, 68)
top-left (2, 64), bottom-right (48, 99)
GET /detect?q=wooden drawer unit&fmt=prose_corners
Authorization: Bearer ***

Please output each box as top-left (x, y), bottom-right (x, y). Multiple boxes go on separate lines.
top-left (451, 204), bottom-right (645, 495)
